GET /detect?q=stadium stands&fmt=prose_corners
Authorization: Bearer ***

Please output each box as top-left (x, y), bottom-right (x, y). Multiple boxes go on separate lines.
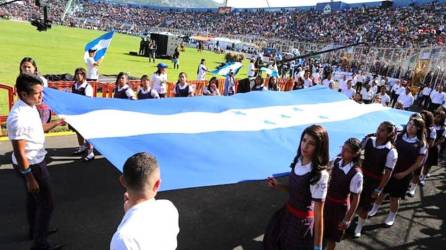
top-left (1, 0), bottom-right (445, 48)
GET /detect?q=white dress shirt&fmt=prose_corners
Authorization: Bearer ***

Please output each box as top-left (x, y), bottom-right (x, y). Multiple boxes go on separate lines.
top-left (110, 198), bottom-right (179, 250)
top-left (7, 99), bottom-right (46, 165)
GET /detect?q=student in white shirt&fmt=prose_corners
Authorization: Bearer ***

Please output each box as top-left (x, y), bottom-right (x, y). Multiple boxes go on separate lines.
top-left (264, 125), bottom-right (329, 250)
top-left (196, 59), bottom-right (208, 81)
top-left (396, 87), bottom-right (414, 110)
top-left (110, 152), bottom-right (179, 250)
top-left (85, 49), bottom-right (100, 81)
top-left (247, 59), bottom-right (257, 78)
top-left (71, 67), bottom-right (95, 161)
top-left (360, 85), bottom-right (374, 104)
top-left (322, 75), bottom-right (335, 89)
top-left (342, 80), bottom-right (356, 99)
top-left (430, 85), bottom-right (445, 112)
top-left (303, 71), bottom-right (313, 88)
top-left (151, 63), bottom-right (168, 98)
top-left (338, 75), bottom-right (348, 92)
top-left (114, 72), bottom-right (136, 100)
top-left (376, 86), bottom-right (391, 106)
top-left (390, 80), bottom-right (401, 107)
top-left (7, 73), bottom-right (65, 250)
top-left (419, 83), bottom-right (432, 109)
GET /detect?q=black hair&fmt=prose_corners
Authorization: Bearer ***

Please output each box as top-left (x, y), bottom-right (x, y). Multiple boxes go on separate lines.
top-left (289, 124), bottom-right (329, 185)
top-left (343, 137), bottom-right (362, 165)
top-left (19, 57), bottom-right (38, 74)
top-left (420, 110), bottom-right (434, 128)
top-left (115, 72), bottom-right (128, 85)
top-left (123, 152), bottom-right (159, 193)
top-left (74, 67), bottom-right (87, 81)
top-left (402, 117), bottom-right (426, 148)
top-left (16, 73), bottom-right (43, 97)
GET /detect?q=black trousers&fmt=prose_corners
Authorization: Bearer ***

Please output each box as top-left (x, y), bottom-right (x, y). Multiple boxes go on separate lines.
top-left (14, 161), bottom-right (54, 250)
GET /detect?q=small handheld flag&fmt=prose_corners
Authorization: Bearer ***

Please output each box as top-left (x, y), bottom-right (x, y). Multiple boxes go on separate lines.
top-left (211, 62), bottom-right (243, 76)
top-left (260, 67), bottom-right (279, 77)
top-left (84, 31), bottom-right (115, 62)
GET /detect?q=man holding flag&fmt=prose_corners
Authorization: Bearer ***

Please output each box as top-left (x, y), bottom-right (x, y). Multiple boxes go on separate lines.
top-left (84, 31), bottom-right (115, 81)
top-left (85, 49), bottom-right (99, 81)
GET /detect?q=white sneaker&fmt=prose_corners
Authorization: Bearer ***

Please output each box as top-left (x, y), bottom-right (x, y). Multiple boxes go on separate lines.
top-left (419, 175), bottom-right (426, 186)
top-left (353, 224), bottom-right (362, 238)
top-left (73, 145), bottom-right (87, 155)
top-left (384, 213), bottom-right (396, 227)
top-left (368, 205), bottom-right (379, 217)
top-left (83, 151), bottom-right (95, 162)
top-left (407, 185), bottom-right (416, 198)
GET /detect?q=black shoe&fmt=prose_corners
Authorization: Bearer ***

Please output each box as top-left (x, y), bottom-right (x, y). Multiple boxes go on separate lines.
top-left (29, 228), bottom-right (58, 240)
top-left (48, 244), bottom-right (64, 250)
top-left (30, 243), bottom-right (64, 250)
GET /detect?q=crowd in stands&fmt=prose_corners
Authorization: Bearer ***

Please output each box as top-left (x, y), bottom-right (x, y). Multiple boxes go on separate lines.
top-left (1, 0), bottom-right (446, 48)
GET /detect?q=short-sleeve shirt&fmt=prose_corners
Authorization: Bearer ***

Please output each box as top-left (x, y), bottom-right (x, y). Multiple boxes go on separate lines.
top-left (151, 73), bottom-right (168, 94)
top-left (364, 137), bottom-right (399, 169)
top-left (336, 159), bottom-right (364, 194)
top-left (294, 159), bottom-right (329, 200)
top-left (7, 99), bottom-right (46, 165)
top-left (85, 57), bottom-right (98, 80)
top-left (197, 64), bottom-right (207, 80)
top-left (73, 81), bottom-right (94, 97)
top-left (110, 198), bottom-right (179, 250)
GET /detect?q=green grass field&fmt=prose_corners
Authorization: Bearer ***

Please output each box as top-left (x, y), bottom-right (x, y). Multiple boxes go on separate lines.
top-left (0, 19), bottom-right (250, 117)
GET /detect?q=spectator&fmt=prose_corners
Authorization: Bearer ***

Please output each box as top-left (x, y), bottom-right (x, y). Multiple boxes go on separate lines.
top-left (19, 57), bottom-right (51, 124)
top-left (137, 74), bottom-right (160, 99)
top-left (149, 40), bottom-right (157, 63)
top-left (151, 63), bottom-right (168, 98)
top-left (197, 59), bottom-right (208, 81)
top-left (429, 85), bottom-right (445, 111)
top-left (376, 86), bottom-right (391, 106)
top-left (251, 75), bottom-right (266, 91)
top-left (396, 87), bottom-right (415, 110)
top-left (224, 70), bottom-right (235, 96)
top-left (203, 77), bottom-right (221, 96)
top-left (268, 77), bottom-right (279, 91)
top-left (172, 47), bottom-right (180, 70)
top-left (173, 72), bottom-right (193, 97)
top-left (110, 152), bottom-right (179, 250)
top-left (342, 80), bottom-right (356, 99)
top-left (114, 72), bottom-right (136, 100)
top-left (71, 67), bottom-right (95, 161)
top-left (361, 84), bottom-right (374, 104)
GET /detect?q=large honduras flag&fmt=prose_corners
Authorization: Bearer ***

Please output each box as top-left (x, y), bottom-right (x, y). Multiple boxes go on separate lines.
top-left (211, 62), bottom-right (243, 76)
top-left (84, 31), bottom-right (115, 62)
top-left (44, 86), bottom-right (410, 191)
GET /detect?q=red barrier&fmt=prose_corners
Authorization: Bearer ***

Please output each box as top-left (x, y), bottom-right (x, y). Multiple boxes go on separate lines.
top-left (0, 83), bottom-right (14, 123)
top-left (0, 77), bottom-right (299, 124)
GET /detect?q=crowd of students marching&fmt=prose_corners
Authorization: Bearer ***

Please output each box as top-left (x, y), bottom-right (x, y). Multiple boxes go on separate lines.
top-left (263, 107), bottom-right (445, 249)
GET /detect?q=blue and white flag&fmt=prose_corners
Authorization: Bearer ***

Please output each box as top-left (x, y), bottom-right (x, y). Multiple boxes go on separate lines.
top-left (84, 31), bottom-right (115, 62)
top-left (44, 86), bottom-right (411, 191)
top-left (211, 62), bottom-right (243, 76)
top-left (260, 67), bottom-right (279, 77)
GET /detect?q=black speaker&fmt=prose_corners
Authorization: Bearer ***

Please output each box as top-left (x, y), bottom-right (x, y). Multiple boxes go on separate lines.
top-left (150, 33), bottom-right (168, 56)
top-left (381, 0), bottom-right (393, 9)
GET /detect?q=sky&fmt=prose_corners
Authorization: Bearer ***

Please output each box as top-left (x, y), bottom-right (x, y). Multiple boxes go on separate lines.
top-left (216, 0), bottom-right (382, 8)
